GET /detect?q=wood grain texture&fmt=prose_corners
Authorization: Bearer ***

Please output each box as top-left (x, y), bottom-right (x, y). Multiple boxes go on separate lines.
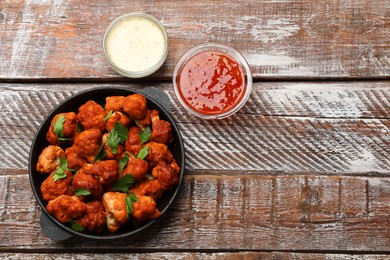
top-left (2, 0), bottom-right (389, 257)
top-left (1, 83), bottom-right (389, 174)
top-left (0, 0), bottom-right (389, 79)
top-left (2, 252), bottom-right (390, 260)
top-left (2, 174), bottom-right (390, 252)
top-left (1, 83), bottom-right (388, 253)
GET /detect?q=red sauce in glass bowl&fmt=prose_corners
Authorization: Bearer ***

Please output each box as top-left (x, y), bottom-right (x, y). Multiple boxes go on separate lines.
top-left (176, 51), bottom-right (246, 116)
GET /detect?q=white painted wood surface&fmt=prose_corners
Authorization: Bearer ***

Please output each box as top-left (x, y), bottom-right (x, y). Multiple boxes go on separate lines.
top-left (0, 0), bottom-right (389, 79)
top-left (0, 83), bottom-right (389, 252)
top-left (1, 83), bottom-right (389, 173)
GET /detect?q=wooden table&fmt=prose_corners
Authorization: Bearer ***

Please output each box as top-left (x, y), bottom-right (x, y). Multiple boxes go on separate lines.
top-left (1, 1), bottom-right (390, 259)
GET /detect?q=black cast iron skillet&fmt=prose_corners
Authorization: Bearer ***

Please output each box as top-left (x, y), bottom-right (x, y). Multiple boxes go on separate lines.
top-left (28, 87), bottom-right (185, 240)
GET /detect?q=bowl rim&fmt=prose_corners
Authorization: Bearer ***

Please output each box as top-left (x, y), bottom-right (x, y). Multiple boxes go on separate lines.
top-left (172, 42), bottom-right (253, 119)
top-left (28, 86), bottom-right (185, 240)
top-left (102, 12), bottom-right (169, 78)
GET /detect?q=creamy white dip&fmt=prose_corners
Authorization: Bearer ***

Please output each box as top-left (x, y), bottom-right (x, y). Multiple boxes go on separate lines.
top-left (105, 16), bottom-right (166, 72)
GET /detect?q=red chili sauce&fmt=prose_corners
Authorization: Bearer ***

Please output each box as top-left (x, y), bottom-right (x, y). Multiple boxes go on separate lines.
top-left (177, 51), bottom-right (246, 115)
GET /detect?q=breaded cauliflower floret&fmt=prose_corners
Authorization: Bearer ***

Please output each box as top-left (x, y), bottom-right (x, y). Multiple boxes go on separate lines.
top-left (76, 200), bottom-right (106, 233)
top-left (102, 133), bottom-right (125, 161)
top-left (132, 195), bottom-right (160, 224)
top-left (65, 147), bottom-right (87, 170)
top-left (123, 94), bottom-right (147, 120)
top-left (105, 111), bottom-right (131, 132)
top-left (46, 112), bottom-right (78, 145)
top-left (36, 145), bottom-right (65, 174)
top-left (102, 192), bottom-right (128, 233)
top-left (72, 129), bottom-right (102, 163)
top-left (105, 96), bottom-right (125, 113)
top-left (46, 195), bottom-right (86, 223)
top-left (72, 169), bottom-right (104, 199)
top-left (40, 171), bottom-right (73, 201)
top-left (77, 100), bottom-right (106, 132)
top-left (135, 109), bottom-right (152, 129)
top-left (89, 160), bottom-right (119, 186)
top-left (130, 179), bottom-right (163, 201)
top-left (144, 141), bottom-right (174, 168)
top-left (122, 156), bottom-right (148, 182)
top-left (150, 110), bottom-right (174, 144)
top-left (124, 126), bottom-right (142, 155)
top-left (151, 161), bottom-right (179, 191)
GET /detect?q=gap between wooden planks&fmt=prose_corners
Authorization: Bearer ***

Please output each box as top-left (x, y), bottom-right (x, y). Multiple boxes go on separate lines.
top-left (1, 252), bottom-right (390, 259)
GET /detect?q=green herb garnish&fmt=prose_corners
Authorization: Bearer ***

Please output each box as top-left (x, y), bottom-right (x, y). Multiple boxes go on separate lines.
top-left (107, 131), bottom-right (120, 154)
top-left (53, 170), bottom-right (66, 181)
top-left (107, 122), bottom-right (128, 154)
top-left (58, 137), bottom-right (72, 141)
top-left (137, 147), bottom-right (149, 160)
top-left (53, 115), bottom-right (65, 138)
top-left (125, 193), bottom-right (138, 217)
top-left (53, 157), bottom-right (70, 181)
top-left (74, 189), bottom-right (91, 196)
top-left (138, 127), bottom-right (151, 144)
top-left (77, 122), bottom-right (83, 132)
top-left (93, 143), bottom-right (107, 163)
top-left (53, 115), bottom-right (72, 141)
top-left (119, 153), bottom-right (129, 175)
top-left (105, 110), bottom-right (113, 121)
top-left (70, 220), bottom-right (84, 232)
top-left (111, 174), bottom-right (135, 193)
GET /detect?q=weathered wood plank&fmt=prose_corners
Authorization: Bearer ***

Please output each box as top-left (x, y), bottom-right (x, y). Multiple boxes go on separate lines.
top-left (0, 81), bottom-right (390, 175)
top-left (0, 83), bottom-right (389, 173)
top-left (1, 252), bottom-right (390, 260)
top-left (0, 0), bottom-right (389, 79)
top-left (1, 174), bottom-right (390, 251)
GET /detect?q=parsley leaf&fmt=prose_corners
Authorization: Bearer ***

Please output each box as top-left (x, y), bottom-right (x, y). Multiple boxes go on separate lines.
top-left (53, 169), bottom-right (66, 181)
top-left (138, 127), bottom-right (151, 144)
top-left (58, 137), bottom-right (72, 141)
top-left (105, 110), bottom-right (113, 121)
top-left (53, 115), bottom-right (66, 140)
top-left (107, 122), bottom-right (128, 154)
top-left (93, 143), bottom-right (107, 163)
top-left (74, 189), bottom-right (91, 196)
top-left (125, 193), bottom-right (138, 217)
top-left (53, 115), bottom-right (73, 142)
top-left (119, 153), bottom-right (129, 175)
top-left (77, 123), bottom-right (83, 132)
top-left (115, 122), bottom-right (128, 141)
top-left (111, 174), bottom-right (134, 193)
top-left (107, 130), bottom-right (121, 154)
top-left (137, 147), bottom-right (149, 160)
top-left (53, 157), bottom-right (70, 181)
top-left (70, 220), bottom-right (84, 232)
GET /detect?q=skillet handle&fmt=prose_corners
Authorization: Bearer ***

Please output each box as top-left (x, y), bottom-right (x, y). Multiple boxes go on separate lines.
top-left (40, 213), bottom-right (73, 241)
top-left (139, 87), bottom-right (171, 112)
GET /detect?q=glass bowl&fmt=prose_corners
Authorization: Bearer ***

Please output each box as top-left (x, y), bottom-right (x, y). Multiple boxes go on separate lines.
top-left (172, 42), bottom-right (252, 119)
top-left (103, 13), bottom-right (168, 78)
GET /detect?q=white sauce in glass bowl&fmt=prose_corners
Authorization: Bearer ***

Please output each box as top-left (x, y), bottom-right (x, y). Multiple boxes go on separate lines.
top-left (105, 15), bottom-right (167, 73)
